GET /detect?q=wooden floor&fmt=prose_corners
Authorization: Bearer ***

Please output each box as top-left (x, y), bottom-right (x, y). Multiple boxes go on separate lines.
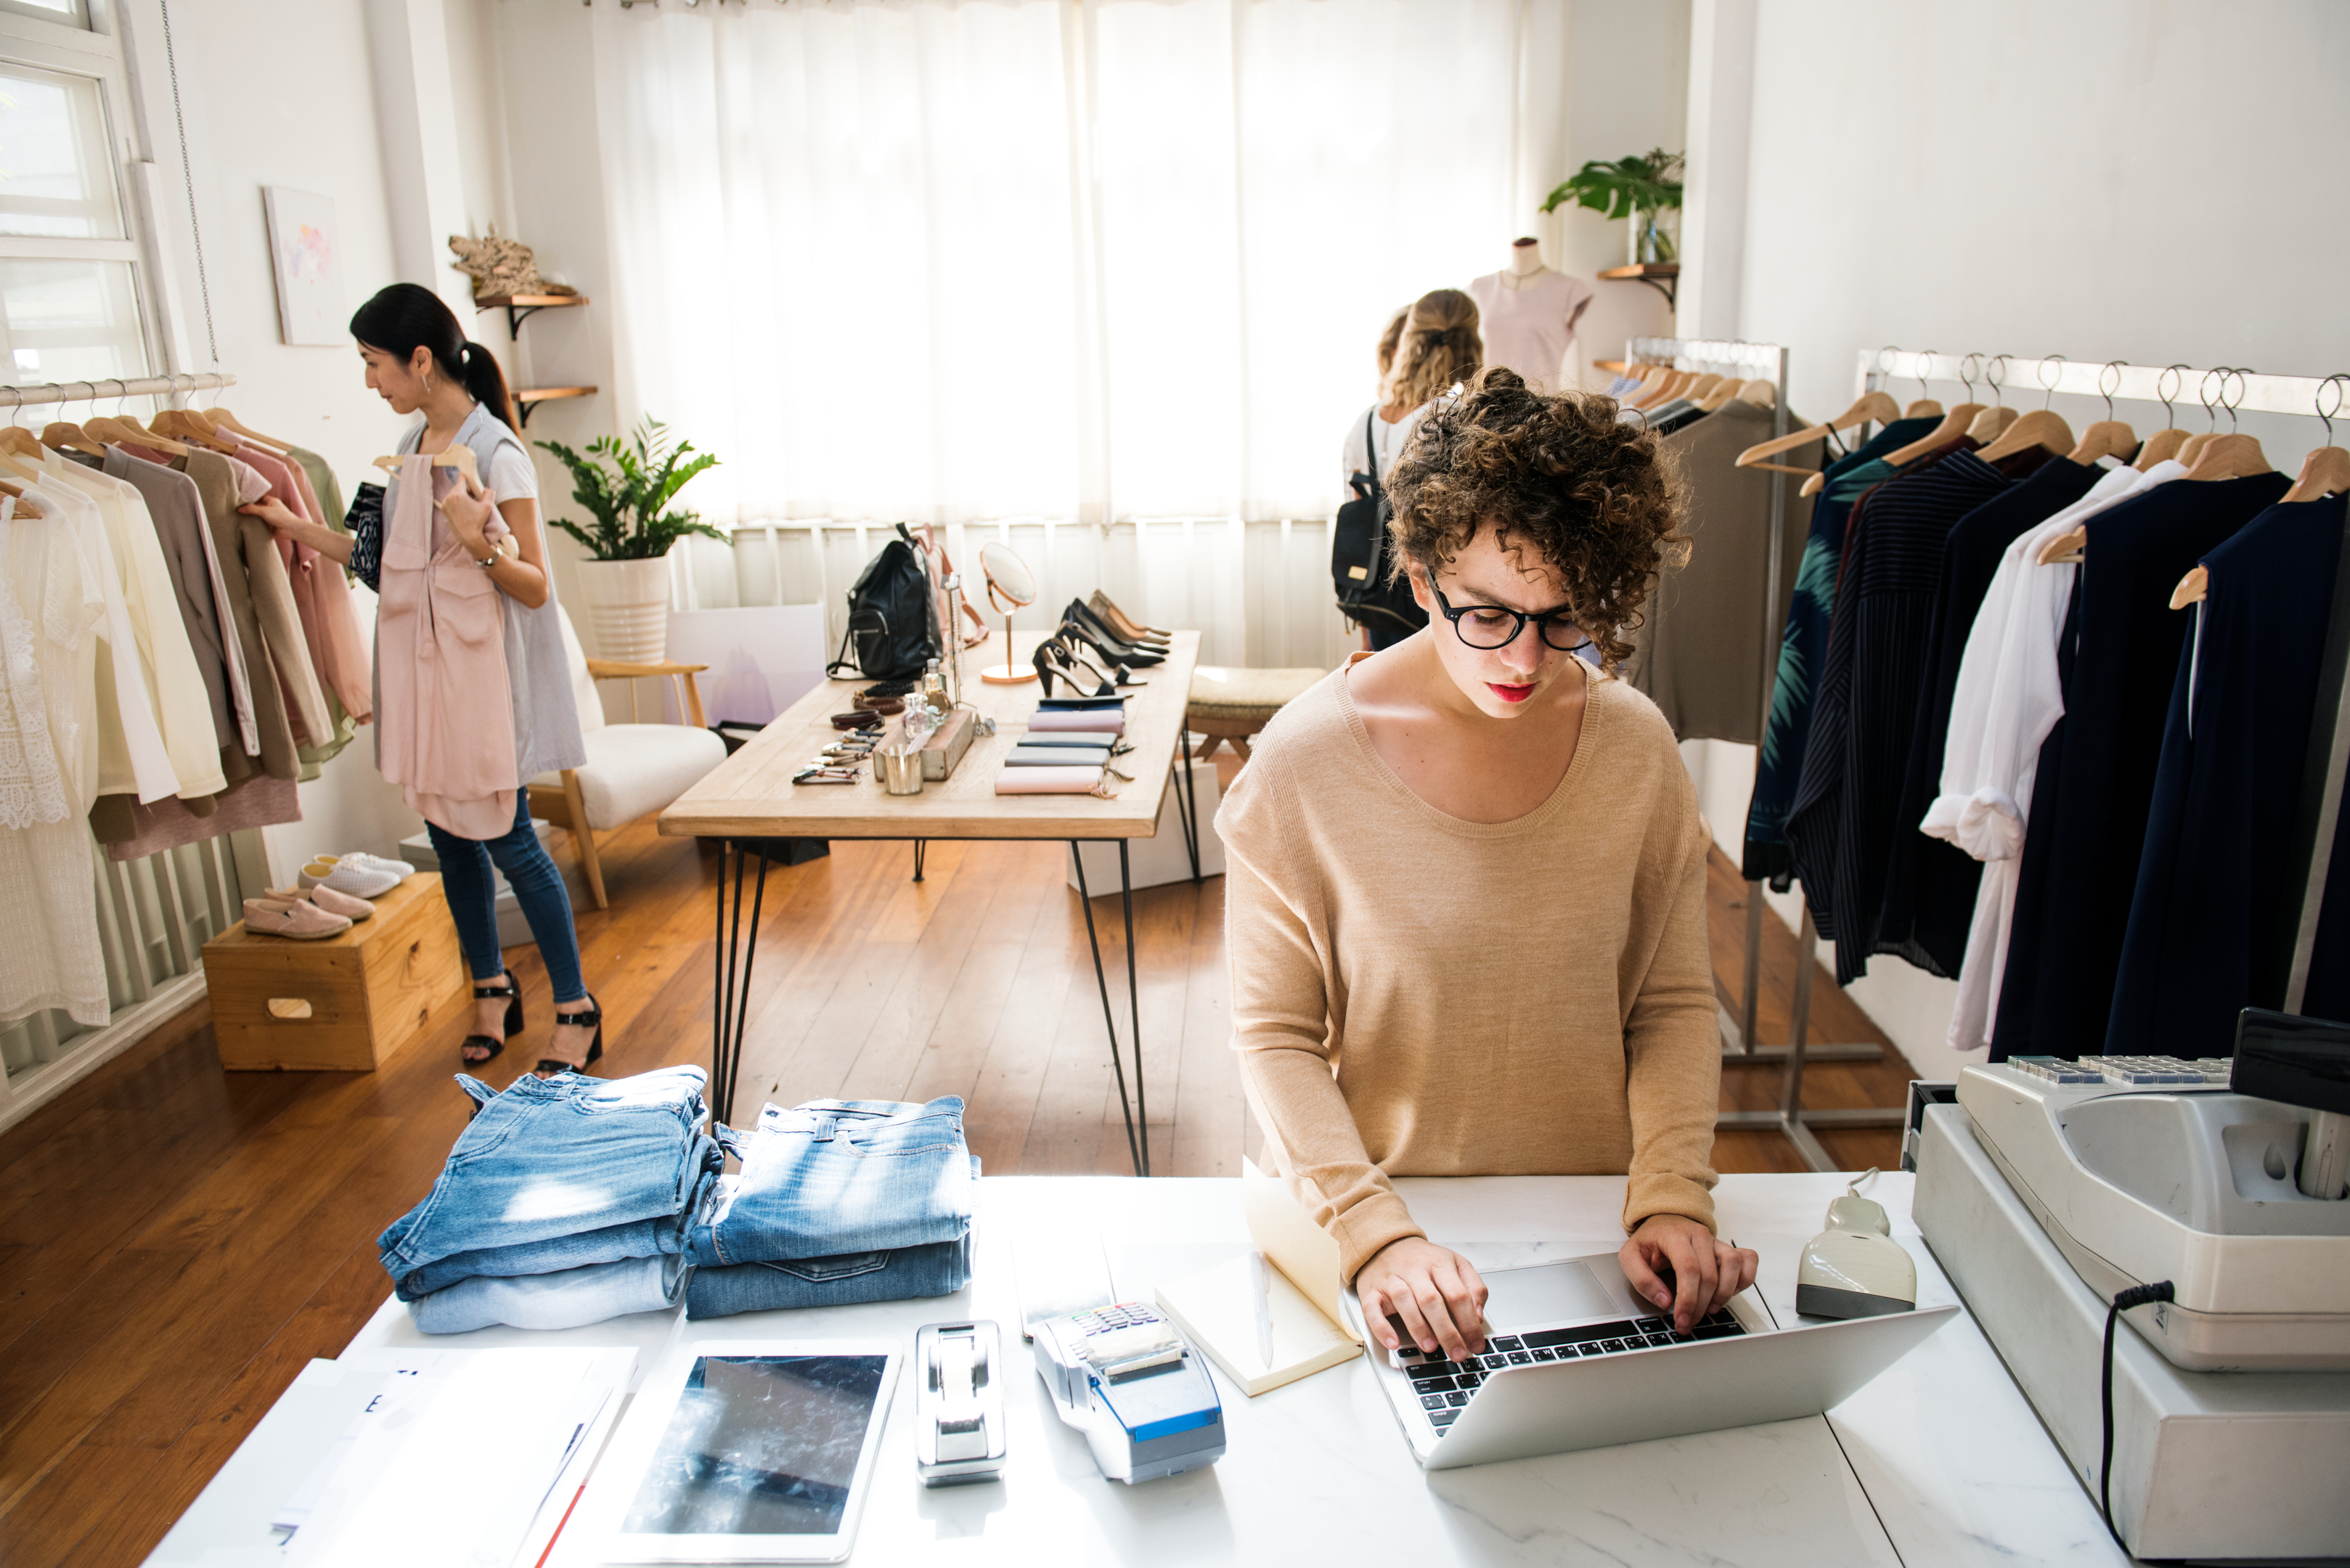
top-left (0, 801), bottom-right (1921, 1566)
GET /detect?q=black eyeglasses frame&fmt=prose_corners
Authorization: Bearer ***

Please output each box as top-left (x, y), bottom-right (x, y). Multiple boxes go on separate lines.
top-left (1429, 581), bottom-right (1592, 654)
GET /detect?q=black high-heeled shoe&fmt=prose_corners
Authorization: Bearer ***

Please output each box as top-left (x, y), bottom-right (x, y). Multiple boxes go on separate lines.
top-left (1061, 607), bottom-right (1164, 669)
top-left (1061, 599), bottom-right (1164, 663)
top-left (1089, 590), bottom-right (1172, 645)
top-left (1035, 641), bottom-right (1116, 698)
top-left (1053, 630), bottom-right (1146, 688)
top-left (535, 994), bottom-right (605, 1077)
top-left (461, 977), bottom-right (523, 1066)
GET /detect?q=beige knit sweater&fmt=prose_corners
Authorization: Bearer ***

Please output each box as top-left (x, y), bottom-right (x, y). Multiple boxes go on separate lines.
top-left (1219, 658), bottom-right (1721, 1281)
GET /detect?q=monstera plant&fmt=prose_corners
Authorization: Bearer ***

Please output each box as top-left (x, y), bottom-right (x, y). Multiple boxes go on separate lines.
top-left (1541, 149), bottom-right (1685, 264)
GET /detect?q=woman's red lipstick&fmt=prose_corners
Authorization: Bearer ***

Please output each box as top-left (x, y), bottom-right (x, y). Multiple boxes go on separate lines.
top-left (1487, 682), bottom-right (1535, 703)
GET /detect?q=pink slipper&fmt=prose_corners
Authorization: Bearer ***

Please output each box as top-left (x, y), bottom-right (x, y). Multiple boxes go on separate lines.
top-left (272, 883), bottom-right (374, 920)
top-left (242, 897), bottom-right (351, 940)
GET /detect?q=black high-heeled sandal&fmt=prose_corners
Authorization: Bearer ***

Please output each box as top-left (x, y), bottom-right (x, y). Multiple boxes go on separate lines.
top-left (534, 994), bottom-right (605, 1078)
top-left (1053, 630), bottom-right (1146, 689)
top-left (1034, 641), bottom-right (1116, 698)
top-left (1058, 618), bottom-right (1159, 678)
top-left (1063, 600), bottom-right (1166, 666)
top-left (461, 977), bottom-right (523, 1066)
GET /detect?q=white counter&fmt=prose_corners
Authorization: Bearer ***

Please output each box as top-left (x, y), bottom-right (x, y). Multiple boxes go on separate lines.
top-left (322, 1172), bottom-right (2128, 1567)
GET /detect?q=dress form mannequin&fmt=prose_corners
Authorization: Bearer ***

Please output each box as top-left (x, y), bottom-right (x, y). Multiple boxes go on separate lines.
top-left (1469, 239), bottom-right (1594, 393)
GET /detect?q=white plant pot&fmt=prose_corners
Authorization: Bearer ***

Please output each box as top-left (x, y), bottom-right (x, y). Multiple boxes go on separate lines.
top-left (573, 555), bottom-right (674, 663)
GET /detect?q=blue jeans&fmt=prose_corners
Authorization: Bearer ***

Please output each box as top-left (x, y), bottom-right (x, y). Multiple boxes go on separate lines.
top-left (688, 1098), bottom-right (974, 1267)
top-left (380, 1066), bottom-right (719, 1298)
top-left (410, 1250), bottom-right (688, 1334)
top-left (685, 1233), bottom-right (970, 1321)
top-left (426, 788), bottom-right (586, 1005)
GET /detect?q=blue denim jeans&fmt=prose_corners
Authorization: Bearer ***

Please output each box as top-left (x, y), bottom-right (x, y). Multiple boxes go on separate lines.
top-left (380, 1066), bottom-right (719, 1298)
top-left (685, 1232), bottom-right (970, 1321)
top-left (411, 1250), bottom-right (688, 1334)
top-left (427, 788), bottom-right (587, 1004)
top-left (688, 1098), bottom-right (974, 1267)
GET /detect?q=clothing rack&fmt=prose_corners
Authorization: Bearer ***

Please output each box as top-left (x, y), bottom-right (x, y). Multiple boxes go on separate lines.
top-left (1855, 348), bottom-right (2350, 1032)
top-left (1625, 337), bottom-right (1894, 1173)
top-left (0, 372), bottom-right (238, 409)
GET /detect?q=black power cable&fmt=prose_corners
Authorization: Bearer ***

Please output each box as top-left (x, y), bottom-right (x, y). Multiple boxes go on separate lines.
top-left (2100, 1280), bottom-right (2175, 1558)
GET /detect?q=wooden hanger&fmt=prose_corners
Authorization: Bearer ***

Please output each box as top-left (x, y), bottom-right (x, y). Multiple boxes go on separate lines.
top-left (2068, 419), bottom-right (2137, 465)
top-left (151, 409), bottom-right (241, 453)
top-left (91, 415), bottom-right (194, 456)
top-left (1735, 388), bottom-right (1899, 474)
top-left (2169, 565), bottom-right (2208, 608)
top-left (2036, 524), bottom-right (2086, 565)
top-left (0, 478), bottom-right (49, 518)
top-left (1904, 398), bottom-right (1943, 419)
top-left (203, 406), bottom-right (294, 452)
top-left (1976, 409), bottom-right (2073, 464)
top-left (2134, 428), bottom-right (2190, 470)
top-left (1967, 405), bottom-right (2020, 444)
top-left (40, 420), bottom-right (103, 457)
top-left (373, 448), bottom-right (481, 486)
top-left (2175, 445), bottom-right (2350, 608)
top-left (0, 425), bottom-right (43, 462)
top-left (1736, 378), bottom-right (1778, 408)
top-left (1881, 402), bottom-right (1986, 467)
top-left (2182, 432), bottom-right (2269, 481)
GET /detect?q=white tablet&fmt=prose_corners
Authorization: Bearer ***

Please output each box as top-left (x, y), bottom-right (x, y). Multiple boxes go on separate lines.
top-left (587, 1339), bottom-right (901, 1564)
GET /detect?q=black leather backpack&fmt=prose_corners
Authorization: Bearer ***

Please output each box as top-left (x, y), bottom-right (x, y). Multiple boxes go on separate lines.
top-left (827, 524), bottom-right (939, 681)
top-left (1331, 412), bottom-right (1429, 637)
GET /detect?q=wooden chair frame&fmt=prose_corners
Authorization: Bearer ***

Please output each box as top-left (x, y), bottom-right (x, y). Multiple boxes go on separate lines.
top-left (526, 659), bottom-right (709, 910)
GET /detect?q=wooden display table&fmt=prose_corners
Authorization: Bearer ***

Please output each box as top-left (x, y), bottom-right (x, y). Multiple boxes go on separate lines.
top-left (202, 874), bottom-right (468, 1072)
top-left (661, 631), bottom-right (1204, 1164)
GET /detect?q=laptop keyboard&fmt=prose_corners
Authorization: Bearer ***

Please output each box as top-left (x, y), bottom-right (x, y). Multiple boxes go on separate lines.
top-left (1401, 1310), bottom-right (1747, 1429)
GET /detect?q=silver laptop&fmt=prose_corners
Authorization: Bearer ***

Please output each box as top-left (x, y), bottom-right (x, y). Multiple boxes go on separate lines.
top-left (1350, 1253), bottom-right (1957, 1469)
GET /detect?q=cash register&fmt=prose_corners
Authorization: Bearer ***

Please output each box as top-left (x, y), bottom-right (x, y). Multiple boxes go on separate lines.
top-left (1914, 1010), bottom-right (2350, 1561)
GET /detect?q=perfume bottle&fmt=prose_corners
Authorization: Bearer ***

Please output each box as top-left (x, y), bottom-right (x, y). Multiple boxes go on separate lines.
top-left (921, 658), bottom-right (949, 722)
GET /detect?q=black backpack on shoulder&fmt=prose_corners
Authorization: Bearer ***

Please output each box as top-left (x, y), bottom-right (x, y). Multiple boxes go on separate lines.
top-left (827, 524), bottom-right (939, 681)
top-left (1331, 412), bottom-right (1428, 637)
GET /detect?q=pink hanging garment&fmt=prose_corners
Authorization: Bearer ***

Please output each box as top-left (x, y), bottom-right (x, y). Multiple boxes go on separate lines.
top-left (374, 457), bottom-right (516, 838)
top-left (239, 441), bottom-right (372, 722)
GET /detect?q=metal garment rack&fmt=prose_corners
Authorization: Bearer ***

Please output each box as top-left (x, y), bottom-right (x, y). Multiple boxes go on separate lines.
top-left (0, 372), bottom-right (237, 408)
top-left (1623, 338), bottom-right (1891, 1171)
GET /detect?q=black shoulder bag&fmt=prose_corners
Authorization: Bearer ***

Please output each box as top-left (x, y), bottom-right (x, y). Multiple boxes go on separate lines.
top-left (827, 523), bottom-right (941, 681)
top-left (1331, 412), bottom-right (1428, 636)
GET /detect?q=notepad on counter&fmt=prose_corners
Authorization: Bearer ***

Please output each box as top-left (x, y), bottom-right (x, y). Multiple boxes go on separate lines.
top-left (1155, 1250), bottom-right (1360, 1397)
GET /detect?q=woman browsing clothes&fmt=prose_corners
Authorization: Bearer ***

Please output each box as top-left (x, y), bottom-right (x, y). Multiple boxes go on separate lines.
top-left (1228, 367), bottom-right (1753, 1363)
top-left (1339, 289), bottom-right (1484, 650)
top-left (239, 283), bottom-right (605, 1077)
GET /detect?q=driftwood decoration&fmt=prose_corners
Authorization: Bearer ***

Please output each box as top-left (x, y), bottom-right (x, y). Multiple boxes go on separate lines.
top-left (447, 229), bottom-right (578, 301)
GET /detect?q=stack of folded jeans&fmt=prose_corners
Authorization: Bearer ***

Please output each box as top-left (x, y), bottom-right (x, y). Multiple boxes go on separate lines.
top-left (685, 1095), bottom-right (976, 1320)
top-left (380, 1065), bottom-right (725, 1334)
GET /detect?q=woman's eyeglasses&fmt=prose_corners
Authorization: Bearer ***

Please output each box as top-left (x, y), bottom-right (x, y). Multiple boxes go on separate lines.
top-left (1430, 583), bottom-right (1591, 653)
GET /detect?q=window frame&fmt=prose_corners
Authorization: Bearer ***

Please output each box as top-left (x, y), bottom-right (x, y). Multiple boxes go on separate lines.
top-left (0, 0), bottom-right (166, 391)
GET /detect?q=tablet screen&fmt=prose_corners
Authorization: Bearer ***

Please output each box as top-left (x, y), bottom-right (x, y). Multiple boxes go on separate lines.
top-left (622, 1355), bottom-right (889, 1537)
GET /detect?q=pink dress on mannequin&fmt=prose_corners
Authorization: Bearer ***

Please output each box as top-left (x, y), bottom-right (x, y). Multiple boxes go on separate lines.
top-left (374, 456), bottom-right (516, 837)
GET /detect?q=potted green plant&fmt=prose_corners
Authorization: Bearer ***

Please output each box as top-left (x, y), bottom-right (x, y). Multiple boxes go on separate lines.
top-left (1541, 148), bottom-right (1685, 265)
top-left (537, 417), bottom-right (725, 662)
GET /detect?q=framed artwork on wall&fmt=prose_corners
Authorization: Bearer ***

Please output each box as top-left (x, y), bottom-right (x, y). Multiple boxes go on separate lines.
top-left (262, 187), bottom-right (344, 346)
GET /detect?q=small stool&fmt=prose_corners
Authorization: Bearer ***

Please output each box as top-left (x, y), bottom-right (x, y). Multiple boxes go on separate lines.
top-left (1186, 666), bottom-right (1329, 763)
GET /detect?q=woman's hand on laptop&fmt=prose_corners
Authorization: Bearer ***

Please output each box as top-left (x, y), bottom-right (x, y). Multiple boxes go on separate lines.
top-left (1620, 1217), bottom-right (1759, 1334)
top-left (1355, 1237), bottom-right (1490, 1362)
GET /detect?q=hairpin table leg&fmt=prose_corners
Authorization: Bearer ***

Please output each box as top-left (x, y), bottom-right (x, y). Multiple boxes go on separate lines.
top-left (1070, 841), bottom-right (1146, 1177)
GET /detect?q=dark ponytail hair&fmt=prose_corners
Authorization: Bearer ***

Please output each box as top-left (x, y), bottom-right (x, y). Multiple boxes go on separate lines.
top-left (349, 282), bottom-right (517, 432)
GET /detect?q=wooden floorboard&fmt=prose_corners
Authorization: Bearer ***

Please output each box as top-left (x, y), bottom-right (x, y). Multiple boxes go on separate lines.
top-left (0, 794), bottom-right (1924, 1565)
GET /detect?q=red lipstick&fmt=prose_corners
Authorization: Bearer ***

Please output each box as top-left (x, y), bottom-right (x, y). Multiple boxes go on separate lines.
top-left (1487, 682), bottom-right (1535, 703)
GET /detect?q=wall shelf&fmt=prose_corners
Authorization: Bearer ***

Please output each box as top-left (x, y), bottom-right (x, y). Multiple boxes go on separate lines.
top-left (475, 293), bottom-right (589, 340)
top-left (1598, 262), bottom-right (1678, 311)
top-left (514, 385), bottom-right (597, 428)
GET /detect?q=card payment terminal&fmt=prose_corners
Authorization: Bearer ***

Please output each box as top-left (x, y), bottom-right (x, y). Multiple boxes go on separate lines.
top-left (1030, 1302), bottom-right (1225, 1484)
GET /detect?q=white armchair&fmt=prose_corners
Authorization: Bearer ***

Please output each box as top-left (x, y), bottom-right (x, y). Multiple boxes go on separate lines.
top-left (529, 607), bottom-right (729, 909)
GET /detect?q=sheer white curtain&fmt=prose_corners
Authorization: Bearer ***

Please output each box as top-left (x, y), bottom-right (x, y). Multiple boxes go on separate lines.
top-left (592, 0), bottom-right (1550, 656)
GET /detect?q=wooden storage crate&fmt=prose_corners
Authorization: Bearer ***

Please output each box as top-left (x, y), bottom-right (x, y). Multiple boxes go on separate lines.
top-left (203, 874), bottom-right (468, 1071)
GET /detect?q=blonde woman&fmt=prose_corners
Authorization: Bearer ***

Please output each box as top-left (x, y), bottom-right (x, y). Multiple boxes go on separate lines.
top-left (1340, 290), bottom-right (1482, 649)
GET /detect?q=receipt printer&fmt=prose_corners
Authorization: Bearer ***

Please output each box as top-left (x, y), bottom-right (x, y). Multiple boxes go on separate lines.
top-left (1031, 1302), bottom-right (1225, 1484)
top-left (915, 1321), bottom-right (1008, 1486)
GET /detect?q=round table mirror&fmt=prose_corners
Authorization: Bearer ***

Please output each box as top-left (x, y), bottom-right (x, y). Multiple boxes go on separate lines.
top-left (978, 542), bottom-right (1039, 684)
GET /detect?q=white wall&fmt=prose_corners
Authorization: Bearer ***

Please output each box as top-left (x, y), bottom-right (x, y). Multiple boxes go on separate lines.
top-left (1676, 0), bottom-right (2350, 1067)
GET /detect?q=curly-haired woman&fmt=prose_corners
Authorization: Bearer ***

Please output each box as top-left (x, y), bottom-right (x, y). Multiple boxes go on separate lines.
top-left (1223, 367), bottom-right (1754, 1364)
